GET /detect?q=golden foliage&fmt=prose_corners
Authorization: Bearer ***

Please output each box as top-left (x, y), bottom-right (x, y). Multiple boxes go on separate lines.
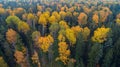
top-left (116, 19), bottom-right (120, 25)
top-left (18, 21), bottom-right (30, 33)
top-left (82, 27), bottom-right (90, 40)
top-left (92, 14), bottom-right (99, 24)
top-left (6, 29), bottom-right (17, 44)
top-left (38, 14), bottom-right (47, 26)
top-left (14, 50), bottom-right (25, 64)
top-left (65, 29), bottom-right (76, 45)
top-left (27, 13), bottom-right (35, 20)
top-left (116, 13), bottom-right (120, 19)
top-left (59, 11), bottom-right (66, 20)
top-left (31, 51), bottom-right (39, 63)
top-left (78, 12), bottom-right (87, 25)
top-left (56, 42), bottom-right (70, 65)
top-left (38, 35), bottom-right (54, 52)
top-left (59, 21), bottom-right (69, 29)
top-left (52, 11), bottom-right (61, 22)
top-left (58, 34), bottom-right (66, 42)
top-left (48, 15), bottom-right (57, 24)
top-left (71, 26), bottom-right (83, 37)
top-left (92, 27), bottom-right (110, 43)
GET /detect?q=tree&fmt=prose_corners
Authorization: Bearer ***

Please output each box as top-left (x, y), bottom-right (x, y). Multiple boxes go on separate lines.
top-left (18, 21), bottom-right (30, 33)
top-left (78, 12), bottom-right (87, 25)
top-left (6, 15), bottom-right (20, 25)
top-left (6, 28), bottom-right (17, 44)
top-left (49, 23), bottom-right (60, 39)
top-left (49, 15), bottom-right (57, 24)
top-left (56, 42), bottom-right (70, 65)
top-left (65, 29), bottom-right (76, 45)
top-left (88, 43), bottom-right (103, 67)
top-left (92, 14), bottom-right (99, 24)
top-left (92, 27), bottom-right (111, 43)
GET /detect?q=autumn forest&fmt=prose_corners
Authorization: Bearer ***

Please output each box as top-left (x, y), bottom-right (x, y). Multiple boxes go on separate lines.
top-left (0, 0), bottom-right (120, 67)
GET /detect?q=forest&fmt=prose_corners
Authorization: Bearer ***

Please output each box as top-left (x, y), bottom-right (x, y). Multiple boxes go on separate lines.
top-left (0, 0), bottom-right (120, 67)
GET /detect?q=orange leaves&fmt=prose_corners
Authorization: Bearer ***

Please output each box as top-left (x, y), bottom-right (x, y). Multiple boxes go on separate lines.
top-left (6, 29), bottom-right (17, 44)
top-left (14, 50), bottom-right (25, 64)
top-left (92, 14), bottom-right (99, 24)
top-left (78, 12), bottom-right (87, 25)
top-left (38, 35), bottom-right (54, 52)
top-left (56, 42), bottom-right (70, 65)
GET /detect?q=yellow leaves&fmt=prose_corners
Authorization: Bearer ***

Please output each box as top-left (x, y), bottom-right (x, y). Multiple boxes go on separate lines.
top-left (116, 19), bottom-right (120, 25)
top-left (58, 34), bottom-right (66, 42)
top-left (71, 26), bottom-right (83, 37)
top-left (65, 29), bottom-right (76, 45)
top-left (59, 21), bottom-right (69, 29)
top-left (31, 51), bottom-right (39, 63)
top-left (18, 21), bottom-right (30, 33)
top-left (38, 14), bottom-right (47, 26)
top-left (78, 12), bottom-right (87, 25)
top-left (56, 42), bottom-right (70, 65)
top-left (27, 13), bottom-right (35, 20)
top-left (49, 15), bottom-right (57, 24)
top-left (92, 27), bottom-right (110, 43)
top-left (38, 35), bottom-right (54, 52)
top-left (82, 27), bottom-right (90, 40)
top-left (6, 29), bottom-right (17, 44)
top-left (92, 14), bottom-right (99, 24)
top-left (14, 50), bottom-right (25, 64)
top-left (52, 11), bottom-right (61, 22)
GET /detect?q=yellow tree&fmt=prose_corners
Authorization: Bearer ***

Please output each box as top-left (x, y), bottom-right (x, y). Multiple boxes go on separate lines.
top-left (71, 26), bottom-right (83, 37)
top-left (38, 35), bottom-right (54, 52)
top-left (52, 11), bottom-right (61, 22)
top-left (18, 21), bottom-right (30, 33)
top-left (38, 14), bottom-right (48, 35)
top-left (48, 15), bottom-right (57, 24)
top-left (59, 11), bottom-right (66, 20)
top-left (92, 27), bottom-right (111, 43)
top-left (65, 29), bottom-right (76, 45)
top-left (56, 42), bottom-right (70, 65)
top-left (78, 12), bottom-right (88, 25)
top-left (82, 27), bottom-right (90, 41)
top-left (59, 20), bottom-right (69, 30)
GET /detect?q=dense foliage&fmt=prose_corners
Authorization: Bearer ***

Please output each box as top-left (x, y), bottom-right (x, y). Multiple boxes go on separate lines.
top-left (0, 0), bottom-right (120, 67)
